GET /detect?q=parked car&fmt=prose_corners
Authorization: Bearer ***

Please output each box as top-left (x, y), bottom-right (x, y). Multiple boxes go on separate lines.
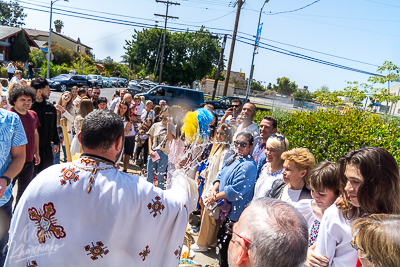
top-left (87, 74), bottom-right (103, 88)
top-left (118, 78), bottom-right (128, 87)
top-left (139, 82), bottom-right (151, 91)
top-left (127, 84), bottom-right (144, 95)
top-left (204, 96), bottom-right (250, 110)
top-left (109, 77), bottom-right (120, 87)
top-left (102, 77), bottom-right (112, 88)
top-left (129, 79), bottom-right (141, 86)
top-left (137, 86), bottom-right (204, 110)
top-left (49, 74), bottom-right (89, 92)
top-left (86, 76), bottom-right (97, 88)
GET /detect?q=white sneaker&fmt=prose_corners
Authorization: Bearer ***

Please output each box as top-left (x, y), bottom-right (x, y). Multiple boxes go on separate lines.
top-left (191, 244), bottom-right (208, 252)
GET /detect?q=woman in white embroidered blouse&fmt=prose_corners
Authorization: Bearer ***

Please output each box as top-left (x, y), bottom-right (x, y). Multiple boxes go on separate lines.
top-left (295, 161), bottom-right (340, 267)
top-left (312, 147), bottom-right (400, 267)
top-left (253, 134), bottom-right (288, 199)
top-left (70, 99), bottom-right (93, 157)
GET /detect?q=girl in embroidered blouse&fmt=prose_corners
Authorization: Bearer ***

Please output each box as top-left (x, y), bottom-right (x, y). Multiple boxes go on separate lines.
top-left (295, 161), bottom-right (340, 267)
top-left (70, 99), bottom-right (93, 157)
top-left (312, 147), bottom-right (400, 267)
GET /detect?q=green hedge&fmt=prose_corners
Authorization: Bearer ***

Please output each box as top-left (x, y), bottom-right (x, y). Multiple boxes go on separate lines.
top-left (254, 108), bottom-right (400, 165)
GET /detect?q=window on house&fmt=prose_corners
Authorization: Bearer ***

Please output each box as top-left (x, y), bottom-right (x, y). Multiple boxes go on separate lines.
top-left (398, 109), bottom-right (400, 114)
top-left (77, 46), bottom-right (81, 53)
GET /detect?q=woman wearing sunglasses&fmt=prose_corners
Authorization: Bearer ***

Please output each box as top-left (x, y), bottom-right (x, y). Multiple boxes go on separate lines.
top-left (204, 132), bottom-right (258, 267)
top-left (312, 147), bottom-right (400, 267)
top-left (268, 148), bottom-right (315, 204)
top-left (253, 134), bottom-right (288, 199)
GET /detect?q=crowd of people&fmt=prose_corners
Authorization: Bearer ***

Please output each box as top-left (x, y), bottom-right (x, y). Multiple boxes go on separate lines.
top-left (0, 77), bottom-right (399, 267)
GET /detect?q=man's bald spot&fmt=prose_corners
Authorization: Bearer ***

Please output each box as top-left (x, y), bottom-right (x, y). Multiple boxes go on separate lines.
top-left (123, 93), bottom-right (132, 101)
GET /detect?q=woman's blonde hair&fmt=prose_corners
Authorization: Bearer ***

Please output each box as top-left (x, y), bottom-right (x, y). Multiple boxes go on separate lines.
top-left (266, 134), bottom-right (289, 151)
top-left (209, 123), bottom-right (232, 160)
top-left (352, 214), bottom-right (400, 267)
top-left (56, 91), bottom-right (73, 125)
top-left (281, 148), bottom-right (315, 183)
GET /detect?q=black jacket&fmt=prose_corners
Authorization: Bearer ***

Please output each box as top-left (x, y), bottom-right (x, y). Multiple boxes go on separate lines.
top-left (31, 100), bottom-right (60, 147)
top-left (267, 179), bottom-right (312, 201)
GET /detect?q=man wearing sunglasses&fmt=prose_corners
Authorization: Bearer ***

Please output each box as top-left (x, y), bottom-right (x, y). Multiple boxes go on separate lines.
top-left (221, 98), bottom-right (242, 126)
top-left (91, 87), bottom-right (101, 109)
top-left (253, 115), bottom-right (277, 177)
top-left (227, 198), bottom-right (308, 267)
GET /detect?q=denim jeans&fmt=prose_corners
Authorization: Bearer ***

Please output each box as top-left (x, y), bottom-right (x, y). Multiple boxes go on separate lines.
top-left (146, 150), bottom-right (168, 190)
top-left (0, 196), bottom-right (13, 266)
top-left (52, 144), bottom-right (67, 164)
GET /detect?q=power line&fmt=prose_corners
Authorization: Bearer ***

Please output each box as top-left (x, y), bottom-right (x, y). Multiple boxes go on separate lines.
top-left (20, 3), bottom-right (382, 76)
top-left (265, 0), bottom-right (322, 15)
top-left (233, 37), bottom-right (382, 76)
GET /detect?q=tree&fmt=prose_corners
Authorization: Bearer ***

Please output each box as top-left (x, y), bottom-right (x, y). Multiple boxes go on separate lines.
top-left (266, 83), bottom-right (273, 91)
top-left (29, 48), bottom-right (46, 69)
top-left (272, 77), bottom-right (297, 95)
top-left (124, 26), bottom-right (220, 85)
top-left (9, 30), bottom-right (30, 62)
top-left (293, 89), bottom-right (313, 100)
top-left (207, 66), bottom-right (225, 81)
top-left (54, 20), bottom-right (64, 32)
top-left (51, 43), bottom-right (78, 66)
top-left (249, 79), bottom-right (265, 91)
top-left (72, 54), bottom-right (97, 75)
top-left (0, 1), bottom-right (26, 27)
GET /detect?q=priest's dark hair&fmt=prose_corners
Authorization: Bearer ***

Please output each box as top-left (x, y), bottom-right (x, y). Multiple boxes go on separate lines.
top-left (81, 110), bottom-right (124, 152)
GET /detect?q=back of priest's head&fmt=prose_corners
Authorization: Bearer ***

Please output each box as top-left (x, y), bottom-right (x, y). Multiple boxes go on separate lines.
top-left (80, 110), bottom-right (124, 158)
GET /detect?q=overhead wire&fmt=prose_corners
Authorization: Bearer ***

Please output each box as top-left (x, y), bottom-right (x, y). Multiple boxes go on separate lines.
top-left (19, 1), bottom-right (382, 76)
top-left (265, 0), bottom-right (322, 15)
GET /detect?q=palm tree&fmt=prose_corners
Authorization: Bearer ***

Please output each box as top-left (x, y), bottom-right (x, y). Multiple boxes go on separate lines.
top-left (54, 20), bottom-right (64, 33)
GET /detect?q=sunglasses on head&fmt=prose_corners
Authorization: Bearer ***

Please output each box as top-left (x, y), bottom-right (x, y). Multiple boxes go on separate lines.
top-left (234, 141), bottom-right (249, 148)
top-left (269, 134), bottom-right (287, 150)
top-left (226, 222), bottom-right (252, 246)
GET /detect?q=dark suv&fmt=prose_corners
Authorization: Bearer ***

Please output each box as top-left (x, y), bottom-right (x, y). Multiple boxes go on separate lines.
top-left (205, 96), bottom-right (249, 109)
top-left (49, 74), bottom-right (89, 92)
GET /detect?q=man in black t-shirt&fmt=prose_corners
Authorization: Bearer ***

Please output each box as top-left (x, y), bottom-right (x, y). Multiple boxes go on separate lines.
top-left (28, 62), bottom-right (35, 79)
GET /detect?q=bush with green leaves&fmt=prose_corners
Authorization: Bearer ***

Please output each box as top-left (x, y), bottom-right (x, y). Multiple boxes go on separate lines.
top-left (254, 108), bottom-right (400, 165)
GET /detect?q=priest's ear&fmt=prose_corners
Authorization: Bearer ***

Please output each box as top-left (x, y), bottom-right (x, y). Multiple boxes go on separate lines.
top-left (77, 132), bottom-right (81, 144)
top-left (115, 136), bottom-right (123, 152)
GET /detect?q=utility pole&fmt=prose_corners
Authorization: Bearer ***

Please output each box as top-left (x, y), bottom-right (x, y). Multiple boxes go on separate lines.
top-left (212, 34), bottom-right (227, 100)
top-left (222, 0), bottom-right (243, 97)
top-left (155, 0), bottom-right (180, 84)
top-left (245, 0), bottom-right (269, 100)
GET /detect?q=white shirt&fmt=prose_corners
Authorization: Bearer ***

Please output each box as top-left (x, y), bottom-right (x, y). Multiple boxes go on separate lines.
top-left (233, 122), bottom-right (261, 147)
top-left (253, 163), bottom-right (283, 199)
top-left (109, 96), bottom-right (121, 111)
top-left (9, 76), bottom-right (20, 83)
top-left (314, 205), bottom-right (358, 267)
top-left (6, 66), bottom-right (15, 73)
top-left (134, 102), bottom-right (145, 117)
top-left (141, 109), bottom-right (155, 122)
top-left (5, 155), bottom-right (198, 266)
top-left (280, 184), bottom-right (302, 205)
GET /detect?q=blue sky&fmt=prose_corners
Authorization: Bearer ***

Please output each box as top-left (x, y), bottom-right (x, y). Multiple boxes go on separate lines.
top-left (20, 0), bottom-right (400, 91)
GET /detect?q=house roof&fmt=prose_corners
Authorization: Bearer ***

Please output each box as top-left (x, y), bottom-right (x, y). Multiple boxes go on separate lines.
top-left (25, 28), bottom-right (92, 49)
top-left (34, 40), bottom-right (48, 48)
top-left (0, 25), bottom-right (39, 48)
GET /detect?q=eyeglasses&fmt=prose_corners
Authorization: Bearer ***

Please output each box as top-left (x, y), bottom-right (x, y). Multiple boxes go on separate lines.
top-left (231, 105), bottom-right (240, 108)
top-left (269, 134), bottom-right (287, 150)
top-left (161, 116), bottom-right (168, 121)
top-left (234, 141), bottom-right (249, 148)
top-left (351, 239), bottom-right (373, 262)
top-left (226, 222), bottom-right (252, 246)
top-left (92, 92), bottom-right (100, 95)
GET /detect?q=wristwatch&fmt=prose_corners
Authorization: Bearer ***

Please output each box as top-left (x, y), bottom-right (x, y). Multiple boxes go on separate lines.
top-left (0, 176), bottom-right (11, 186)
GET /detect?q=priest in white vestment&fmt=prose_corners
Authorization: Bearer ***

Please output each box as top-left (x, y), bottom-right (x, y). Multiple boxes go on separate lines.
top-left (5, 110), bottom-right (198, 267)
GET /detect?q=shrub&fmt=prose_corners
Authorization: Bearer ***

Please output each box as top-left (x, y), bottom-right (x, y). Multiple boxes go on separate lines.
top-left (254, 108), bottom-right (400, 165)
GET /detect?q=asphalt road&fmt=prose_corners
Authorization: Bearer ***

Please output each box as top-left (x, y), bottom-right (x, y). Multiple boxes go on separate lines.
top-left (49, 86), bottom-right (122, 104)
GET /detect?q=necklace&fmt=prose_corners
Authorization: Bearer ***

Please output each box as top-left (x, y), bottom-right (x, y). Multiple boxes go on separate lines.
top-left (72, 154), bottom-right (118, 194)
top-left (279, 184), bottom-right (288, 200)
